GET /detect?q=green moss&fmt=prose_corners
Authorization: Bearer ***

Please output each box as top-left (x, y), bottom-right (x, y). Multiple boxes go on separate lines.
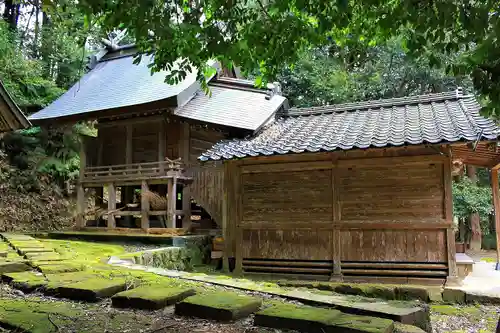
top-left (0, 298), bottom-right (80, 333)
top-left (256, 302), bottom-right (394, 333)
top-left (113, 285), bottom-right (194, 301)
top-left (181, 291), bottom-right (261, 310)
top-left (257, 301), bottom-right (342, 323)
top-left (480, 257), bottom-right (496, 263)
top-left (431, 304), bottom-right (481, 316)
top-left (393, 322), bottom-right (426, 333)
top-left (38, 263), bottom-right (84, 274)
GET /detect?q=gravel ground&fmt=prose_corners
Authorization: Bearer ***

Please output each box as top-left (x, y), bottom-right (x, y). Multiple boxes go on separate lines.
top-left (431, 304), bottom-right (500, 333)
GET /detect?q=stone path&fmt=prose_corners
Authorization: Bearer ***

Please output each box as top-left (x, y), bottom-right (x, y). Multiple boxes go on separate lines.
top-left (0, 233), bottom-right (431, 333)
top-left (108, 256), bottom-right (431, 331)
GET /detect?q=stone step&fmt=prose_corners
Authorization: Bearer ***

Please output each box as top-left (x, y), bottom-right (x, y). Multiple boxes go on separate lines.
top-left (175, 292), bottom-right (262, 321)
top-left (254, 302), bottom-right (395, 333)
top-left (52, 278), bottom-right (129, 302)
top-left (112, 285), bottom-right (196, 310)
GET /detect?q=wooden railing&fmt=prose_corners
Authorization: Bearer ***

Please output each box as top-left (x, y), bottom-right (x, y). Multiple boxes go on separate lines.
top-left (186, 162), bottom-right (225, 226)
top-left (82, 161), bottom-right (172, 183)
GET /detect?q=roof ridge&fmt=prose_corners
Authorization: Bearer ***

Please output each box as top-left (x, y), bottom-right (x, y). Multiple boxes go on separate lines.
top-left (287, 88), bottom-right (465, 117)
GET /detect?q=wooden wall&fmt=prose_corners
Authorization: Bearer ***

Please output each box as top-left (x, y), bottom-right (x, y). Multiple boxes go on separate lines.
top-left (224, 147), bottom-right (456, 282)
top-left (85, 116), bottom-right (227, 227)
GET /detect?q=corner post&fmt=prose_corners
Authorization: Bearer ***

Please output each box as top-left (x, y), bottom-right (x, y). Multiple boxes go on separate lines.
top-left (491, 167), bottom-right (500, 270)
top-left (444, 149), bottom-right (459, 286)
top-left (107, 183), bottom-right (116, 228)
top-left (76, 135), bottom-right (87, 229)
top-left (167, 177), bottom-right (177, 228)
top-left (141, 180), bottom-right (150, 230)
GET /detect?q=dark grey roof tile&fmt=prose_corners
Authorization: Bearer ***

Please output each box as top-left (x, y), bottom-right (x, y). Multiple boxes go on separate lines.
top-left (200, 91), bottom-right (500, 161)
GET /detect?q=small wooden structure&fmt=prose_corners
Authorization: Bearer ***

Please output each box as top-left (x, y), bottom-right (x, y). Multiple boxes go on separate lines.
top-left (201, 89), bottom-right (500, 285)
top-left (28, 45), bottom-right (287, 231)
top-left (0, 80), bottom-right (30, 132)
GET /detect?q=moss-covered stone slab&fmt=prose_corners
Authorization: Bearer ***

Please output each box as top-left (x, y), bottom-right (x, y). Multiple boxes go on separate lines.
top-left (18, 248), bottom-right (54, 256)
top-left (0, 233), bottom-right (35, 241)
top-left (442, 288), bottom-right (465, 304)
top-left (175, 292), bottom-right (262, 321)
top-left (465, 292), bottom-right (500, 304)
top-left (254, 302), bottom-right (394, 333)
top-left (0, 261), bottom-right (29, 273)
top-left (112, 285), bottom-right (196, 310)
top-left (0, 298), bottom-right (78, 332)
top-left (2, 271), bottom-right (47, 293)
top-left (37, 263), bottom-right (83, 274)
top-left (55, 278), bottom-right (128, 302)
top-left (394, 323), bottom-right (427, 333)
top-left (27, 253), bottom-right (64, 262)
top-left (395, 287), bottom-right (430, 302)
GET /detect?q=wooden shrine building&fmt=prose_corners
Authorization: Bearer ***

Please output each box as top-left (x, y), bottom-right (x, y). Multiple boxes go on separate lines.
top-left (200, 89), bottom-right (500, 285)
top-left (0, 80), bottom-right (30, 133)
top-left (28, 44), bottom-right (287, 231)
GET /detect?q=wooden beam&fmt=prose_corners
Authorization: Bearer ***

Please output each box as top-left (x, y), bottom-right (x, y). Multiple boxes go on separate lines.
top-left (491, 168), bottom-right (500, 269)
top-left (141, 180), bottom-right (150, 230)
top-left (167, 178), bottom-right (177, 228)
top-left (107, 183), bottom-right (116, 228)
top-left (338, 154), bottom-right (446, 168)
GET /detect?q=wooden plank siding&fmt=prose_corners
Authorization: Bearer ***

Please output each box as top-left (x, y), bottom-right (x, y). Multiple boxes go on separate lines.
top-left (227, 148), bottom-right (454, 283)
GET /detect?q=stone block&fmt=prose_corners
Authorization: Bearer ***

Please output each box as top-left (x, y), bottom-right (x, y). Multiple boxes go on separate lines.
top-left (442, 288), bottom-right (465, 303)
top-left (112, 285), bottom-right (196, 310)
top-left (18, 248), bottom-right (54, 256)
top-left (55, 278), bottom-right (128, 302)
top-left (254, 302), bottom-right (394, 333)
top-left (395, 286), bottom-right (430, 302)
top-left (466, 292), bottom-right (500, 304)
top-left (0, 261), bottom-right (29, 274)
top-left (37, 264), bottom-right (83, 274)
top-left (3, 271), bottom-right (47, 293)
top-left (175, 292), bottom-right (261, 321)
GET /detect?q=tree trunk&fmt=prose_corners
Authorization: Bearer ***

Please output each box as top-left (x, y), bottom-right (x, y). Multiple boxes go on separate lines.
top-left (2, 0), bottom-right (18, 30)
top-left (468, 165), bottom-right (483, 251)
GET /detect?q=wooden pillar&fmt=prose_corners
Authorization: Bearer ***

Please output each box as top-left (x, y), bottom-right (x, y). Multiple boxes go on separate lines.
top-left (76, 185), bottom-right (85, 228)
top-left (331, 162), bottom-right (342, 281)
top-left (76, 135), bottom-right (87, 229)
top-left (107, 183), bottom-right (116, 228)
top-left (491, 167), bottom-right (500, 270)
top-left (179, 122), bottom-right (191, 227)
top-left (444, 152), bottom-right (459, 285)
top-left (141, 180), bottom-right (150, 230)
top-left (167, 177), bottom-right (177, 228)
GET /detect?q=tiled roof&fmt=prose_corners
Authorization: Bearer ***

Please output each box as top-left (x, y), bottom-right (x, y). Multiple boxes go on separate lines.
top-left (174, 78), bottom-right (287, 131)
top-left (199, 90), bottom-right (500, 161)
top-left (28, 49), bottom-right (286, 131)
top-left (29, 54), bottom-right (204, 121)
top-left (0, 80), bottom-right (30, 132)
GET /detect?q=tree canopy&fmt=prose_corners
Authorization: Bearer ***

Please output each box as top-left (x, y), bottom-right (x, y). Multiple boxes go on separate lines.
top-left (67, 0), bottom-right (500, 115)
